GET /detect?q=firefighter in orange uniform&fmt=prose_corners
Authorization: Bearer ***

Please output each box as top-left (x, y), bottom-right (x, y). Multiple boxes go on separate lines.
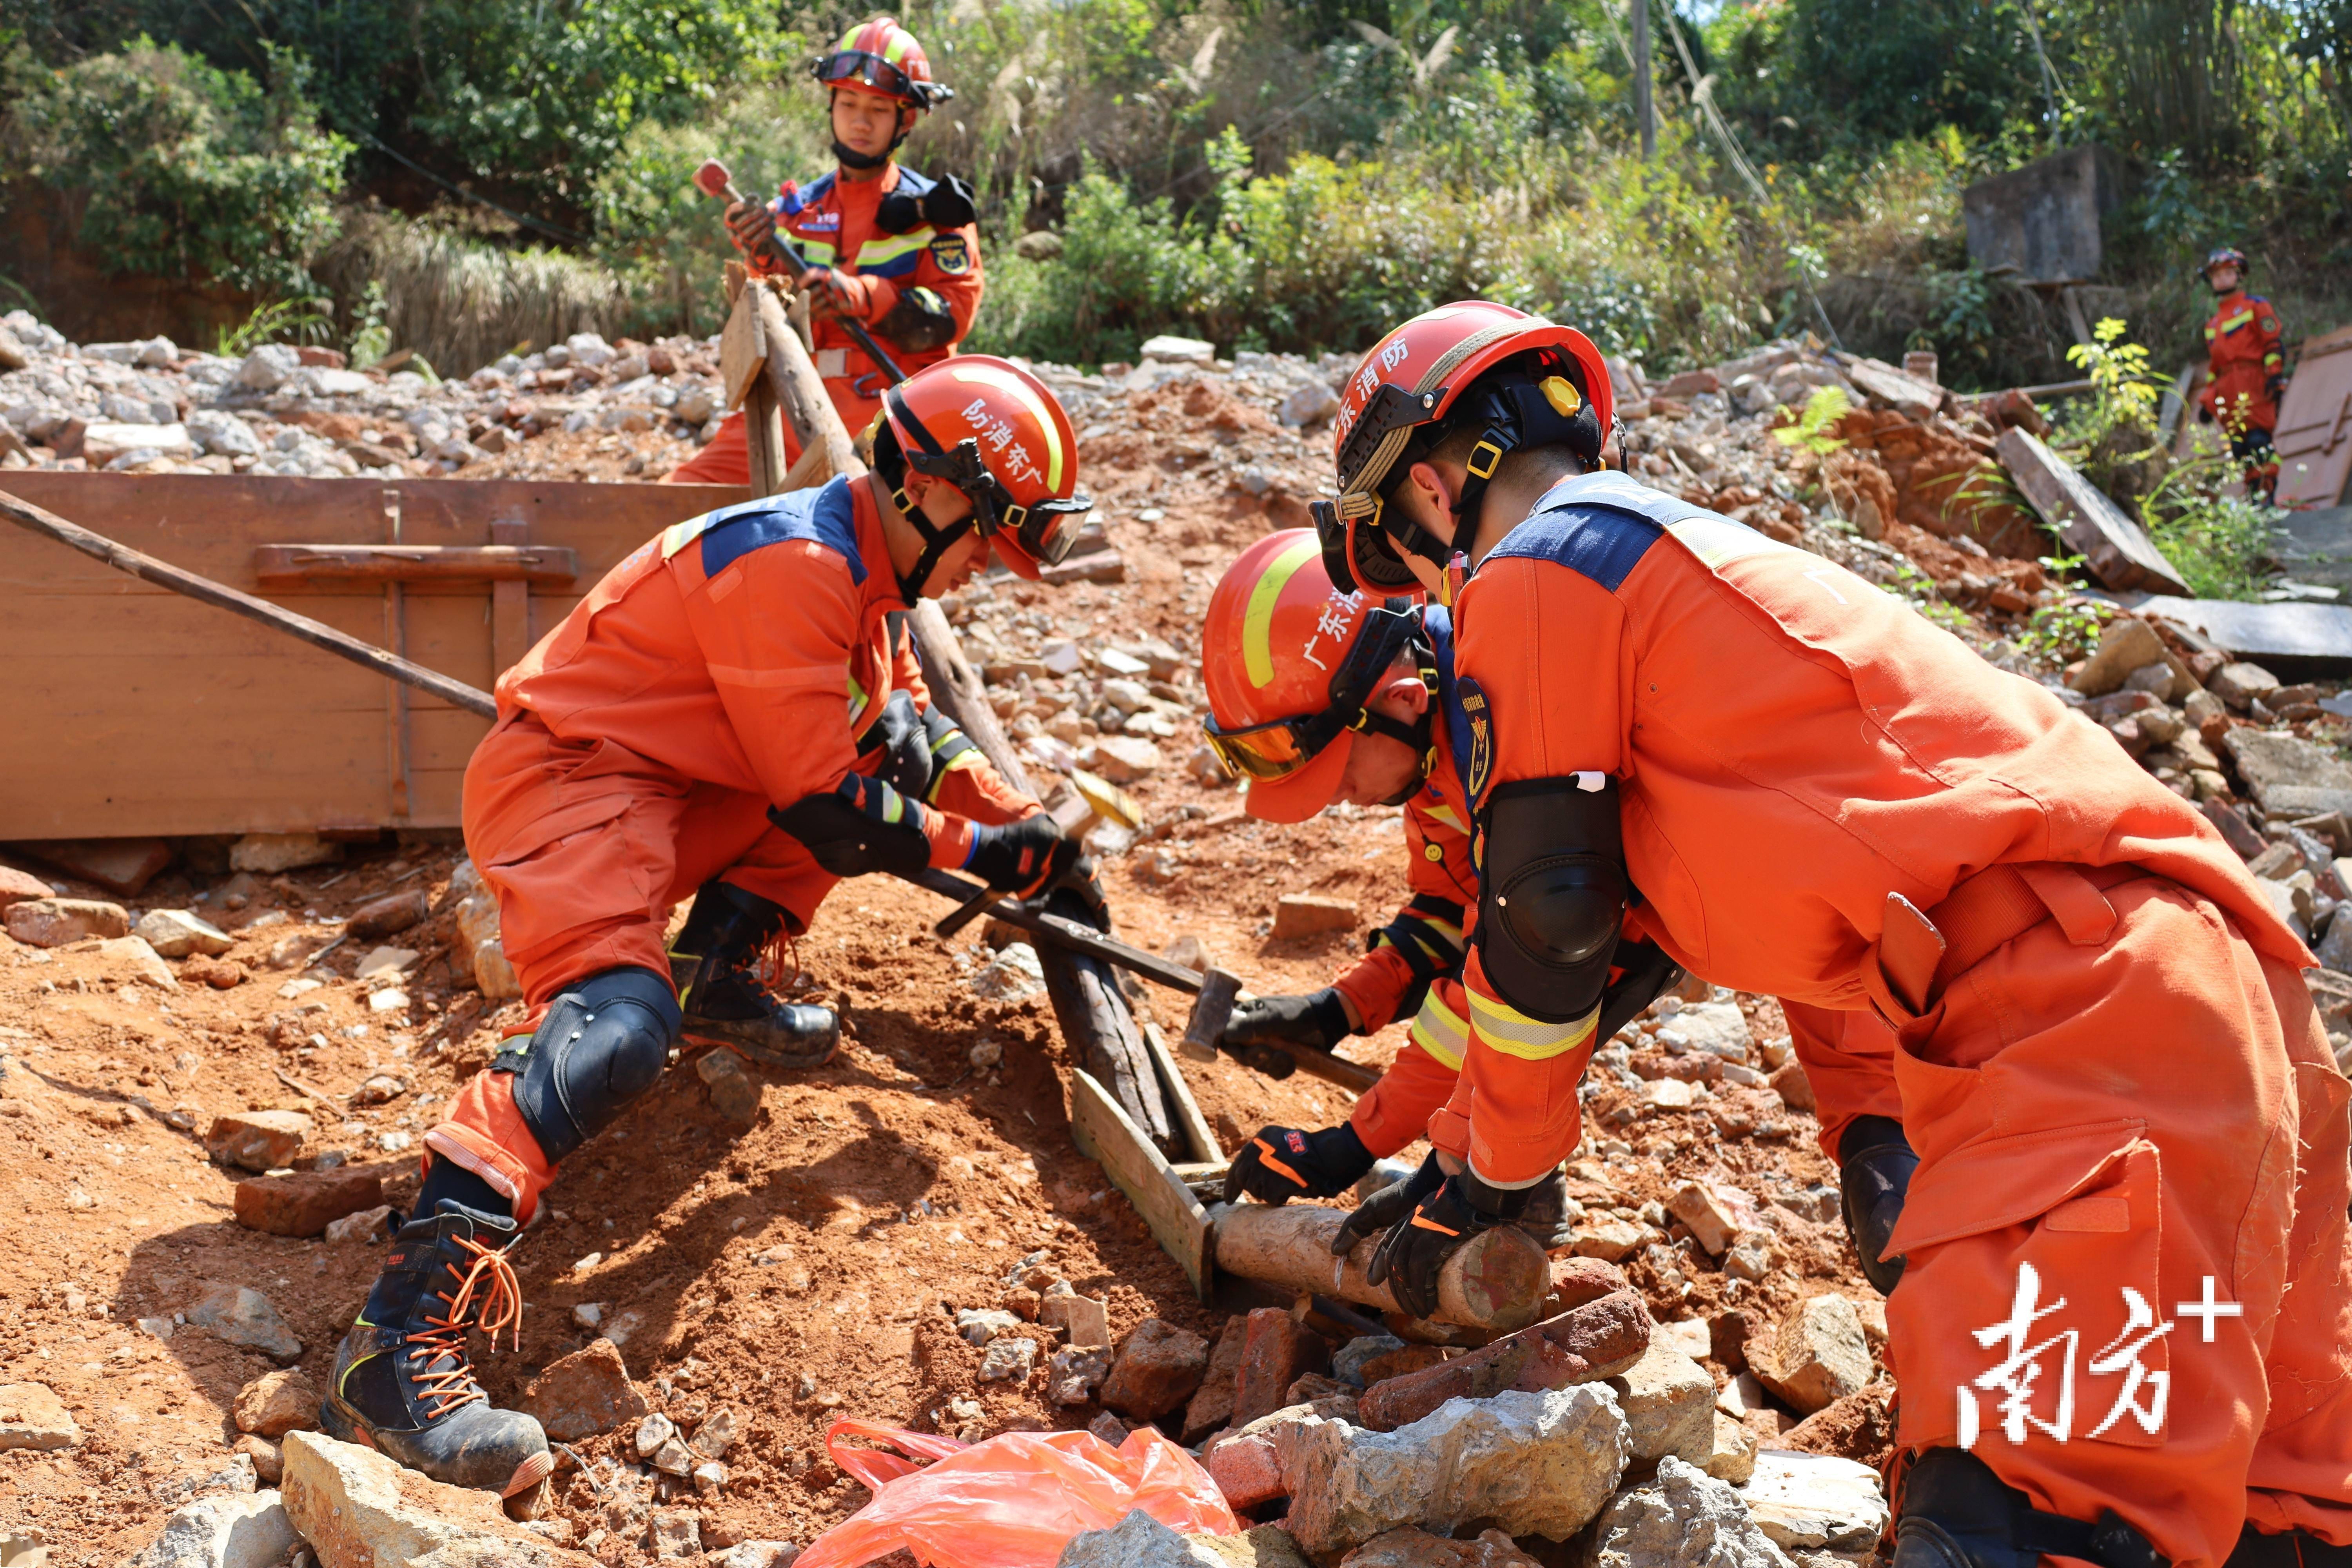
top-left (1199, 530), bottom-right (1682, 1234)
top-left (2196, 247), bottom-right (2286, 500)
top-left (1316, 300), bottom-right (2352, 1568)
top-left (668, 16), bottom-right (983, 485)
top-left (321, 358), bottom-right (1096, 1499)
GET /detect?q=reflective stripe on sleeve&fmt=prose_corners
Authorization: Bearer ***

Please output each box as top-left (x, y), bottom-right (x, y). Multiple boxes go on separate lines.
top-left (1468, 990), bottom-right (1597, 1060)
top-left (1409, 991), bottom-right (1469, 1071)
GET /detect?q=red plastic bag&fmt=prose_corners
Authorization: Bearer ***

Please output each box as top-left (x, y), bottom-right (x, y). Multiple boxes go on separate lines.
top-left (793, 1417), bottom-right (1243, 1568)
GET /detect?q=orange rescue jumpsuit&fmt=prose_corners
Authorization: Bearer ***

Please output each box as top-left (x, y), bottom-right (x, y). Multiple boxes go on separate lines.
top-left (1334, 607), bottom-right (1481, 1158)
top-left (670, 163), bottom-right (984, 486)
top-left (427, 476), bottom-right (1037, 1219)
top-left (2200, 290), bottom-right (2286, 494)
top-left (1440, 470), bottom-right (2352, 1565)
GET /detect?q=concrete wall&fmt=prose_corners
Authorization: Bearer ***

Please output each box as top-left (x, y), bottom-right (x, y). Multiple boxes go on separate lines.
top-left (1962, 146), bottom-right (2130, 286)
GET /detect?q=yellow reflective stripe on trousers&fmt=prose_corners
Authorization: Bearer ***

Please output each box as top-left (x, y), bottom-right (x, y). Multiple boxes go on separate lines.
top-left (1468, 991), bottom-right (1596, 1060)
top-left (1410, 992), bottom-right (1469, 1071)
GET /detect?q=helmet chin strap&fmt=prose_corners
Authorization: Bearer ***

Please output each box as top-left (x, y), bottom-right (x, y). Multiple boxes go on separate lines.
top-left (888, 481), bottom-right (975, 603)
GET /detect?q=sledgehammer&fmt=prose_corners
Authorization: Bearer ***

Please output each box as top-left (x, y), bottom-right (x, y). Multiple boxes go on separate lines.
top-left (692, 158), bottom-right (907, 385)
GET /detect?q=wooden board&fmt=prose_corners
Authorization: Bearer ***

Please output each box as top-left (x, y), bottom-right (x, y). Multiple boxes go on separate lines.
top-left (2276, 325), bottom-right (2352, 510)
top-left (1067, 1067), bottom-right (1213, 1300)
top-left (1141, 1019), bottom-right (1222, 1165)
top-left (0, 472), bottom-right (748, 839)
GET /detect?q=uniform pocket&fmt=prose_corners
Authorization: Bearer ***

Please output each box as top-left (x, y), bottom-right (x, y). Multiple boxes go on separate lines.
top-left (1891, 1124), bottom-right (2169, 1451)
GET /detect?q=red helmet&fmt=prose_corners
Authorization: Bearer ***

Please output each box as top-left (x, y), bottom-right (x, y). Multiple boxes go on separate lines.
top-left (875, 355), bottom-right (1091, 592)
top-left (1201, 530), bottom-right (1434, 823)
top-left (1318, 301), bottom-right (1613, 596)
top-left (812, 17), bottom-right (953, 109)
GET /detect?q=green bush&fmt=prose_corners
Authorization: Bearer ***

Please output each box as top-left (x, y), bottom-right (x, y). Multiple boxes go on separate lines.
top-left (2, 39), bottom-right (350, 295)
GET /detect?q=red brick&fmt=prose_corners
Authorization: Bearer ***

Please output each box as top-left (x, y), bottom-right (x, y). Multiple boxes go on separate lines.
top-left (1231, 1309), bottom-right (1330, 1428)
top-left (1098, 1319), bottom-right (1208, 1420)
top-left (232, 1169), bottom-right (380, 1237)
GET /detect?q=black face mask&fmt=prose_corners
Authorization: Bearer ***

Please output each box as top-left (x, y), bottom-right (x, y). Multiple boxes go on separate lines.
top-left (833, 137), bottom-right (898, 171)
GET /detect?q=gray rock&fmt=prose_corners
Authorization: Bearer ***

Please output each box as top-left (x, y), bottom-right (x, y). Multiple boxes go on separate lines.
top-left (1665, 1002), bottom-right (1751, 1060)
top-left (283, 1431), bottom-right (590, 1567)
top-left (1602, 1343), bottom-right (1715, 1464)
top-left (1056, 1510), bottom-right (1310, 1567)
top-left (129, 1489), bottom-right (298, 1568)
top-left (1141, 335), bottom-right (1216, 365)
top-left (186, 411), bottom-right (261, 457)
top-left (1274, 1385), bottom-right (1628, 1557)
top-left (1738, 1452), bottom-right (1889, 1553)
top-left (2069, 617), bottom-right (2167, 697)
top-left (187, 1283), bottom-right (301, 1363)
top-left (978, 1335), bottom-right (1039, 1384)
top-left (1331, 1333), bottom-right (1407, 1388)
top-left (236, 346), bottom-right (299, 392)
top-left (1279, 381), bottom-right (1341, 428)
top-left (2210, 661), bottom-right (2281, 711)
top-left (2223, 730), bottom-right (2352, 819)
top-left (958, 1308), bottom-right (1022, 1345)
top-left (1590, 1455), bottom-right (1794, 1568)
top-left (648, 1506), bottom-right (700, 1559)
top-left (2316, 910), bottom-right (2352, 972)
top-left (689, 1405), bottom-right (740, 1459)
top-left (714, 1544), bottom-right (801, 1568)
top-left (1047, 1346), bottom-right (1112, 1406)
top-left (136, 908), bottom-right (234, 958)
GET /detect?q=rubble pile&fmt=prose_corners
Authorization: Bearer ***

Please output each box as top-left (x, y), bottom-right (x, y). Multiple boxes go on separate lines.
top-left (0, 311), bottom-right (725, 482)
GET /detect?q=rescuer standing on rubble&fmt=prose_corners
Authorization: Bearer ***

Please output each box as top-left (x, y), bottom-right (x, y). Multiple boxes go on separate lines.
top-left (669, 16), bottom-right (984, 485)
top-left (2195, 247), bottom-right (2286, 501)
top-left (1314, 298), bottom-right (2352, 1568)
top-left (322, 357), bottom-right (1096, 1501)
top-left (1198, 530), bottom-right (1679, 1240)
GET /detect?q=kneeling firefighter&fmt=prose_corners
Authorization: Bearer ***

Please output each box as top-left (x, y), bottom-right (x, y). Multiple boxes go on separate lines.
top-left (1315, 299), bottom-right (2352, 1568)
top-left (323, 357), bottom-right (1098, 1498)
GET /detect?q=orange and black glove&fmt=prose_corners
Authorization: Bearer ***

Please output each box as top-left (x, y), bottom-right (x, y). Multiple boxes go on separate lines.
top-left (800, 266), bottom-right (885, 323)
top-left (1365, 1164), bottom-right (1531, 1320)
top-left (965, 816), bottom-right (1080, 899)
top-left (1223, 1123), bottom-right (1374, 1205)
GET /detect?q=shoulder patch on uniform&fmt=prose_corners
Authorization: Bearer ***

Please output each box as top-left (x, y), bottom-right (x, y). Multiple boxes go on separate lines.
top-left (695, 478), bottom-right (866, 585)
top-left (1457, 675), bottom-right (1494, 804)
top-left (1485, 504), bottom-right (1666, 593)
top-left (929, 233), bottom-right (971, 274)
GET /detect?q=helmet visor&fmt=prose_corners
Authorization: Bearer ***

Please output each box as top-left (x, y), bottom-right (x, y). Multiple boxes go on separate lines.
top-left (992, 493), bottom-right (1093, 569)
top-left (1201, 601), bottom-right (1422, 780)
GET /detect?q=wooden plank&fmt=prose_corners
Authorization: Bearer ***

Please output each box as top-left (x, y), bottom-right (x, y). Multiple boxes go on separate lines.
top-left (1068, 1068), bottom-right (1212, 1300)
top-left (1142, 1018), bottom-right (1222, 1164)
top-left (254, 544), bottom-right (580, 586)
top-left (1995, 428), bottom-right (2190, 596)
top-left (2275, 324), bottom-right (2352, 509)
top-left (490, 516), bottom-right (533, 678)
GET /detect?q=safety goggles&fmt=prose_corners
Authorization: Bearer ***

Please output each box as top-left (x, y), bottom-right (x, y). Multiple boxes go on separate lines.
top-left (889, 391), bottom-right (1091, 566)
top-left (1201, 602), bottom-right (1428, 780)
top-left (811, 50), bottom-right (953, 105)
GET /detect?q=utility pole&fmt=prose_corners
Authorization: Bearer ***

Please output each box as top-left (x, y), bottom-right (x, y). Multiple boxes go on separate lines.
top-left (1630, 0), bottom-right (1655, 158)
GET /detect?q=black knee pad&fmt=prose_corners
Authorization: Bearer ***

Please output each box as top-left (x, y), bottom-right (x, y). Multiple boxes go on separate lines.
top-left (1895, 1449), bottom-right (2163, 1568)
top-left (1840, 1114), bottom-right (1920, 1295)
top-left (492, 966), bottom-right (681, 1163)
top-left (2225, 1524), bottom-right (2352, 1568)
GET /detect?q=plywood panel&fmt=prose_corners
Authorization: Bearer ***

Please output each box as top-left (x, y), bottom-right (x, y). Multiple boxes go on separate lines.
top-left (0, 472), bottom-right (748, 839)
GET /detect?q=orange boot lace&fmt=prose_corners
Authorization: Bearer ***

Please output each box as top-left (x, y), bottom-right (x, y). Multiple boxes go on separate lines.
top-left (401, 1234), bottom-right (526, 1419)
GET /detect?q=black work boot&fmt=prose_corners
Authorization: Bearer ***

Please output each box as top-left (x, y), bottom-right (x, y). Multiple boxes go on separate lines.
top-left (321, 1200), bottom-right (552, 1499)
top-left (670, 880), bottom-right (839, 1068)
top-left (1515, 1167), bottom-right (1578, 1249)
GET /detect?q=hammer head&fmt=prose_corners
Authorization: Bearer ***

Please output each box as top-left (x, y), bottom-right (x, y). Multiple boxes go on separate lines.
top-left (692, 160), bottom-right (736, 200)
top-left (1180, 967), bottom-right (1243, 1062)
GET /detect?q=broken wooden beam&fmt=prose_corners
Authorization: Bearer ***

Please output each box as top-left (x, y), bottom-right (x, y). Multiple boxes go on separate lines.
top-left (1995, 427), bottom-right (2189, 595)
top-left (1208, 1198), bottom-right (1552, 1333)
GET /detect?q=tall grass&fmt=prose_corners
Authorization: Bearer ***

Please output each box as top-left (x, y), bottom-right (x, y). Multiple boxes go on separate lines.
top-left (313, 208), bottom-right (629, 373)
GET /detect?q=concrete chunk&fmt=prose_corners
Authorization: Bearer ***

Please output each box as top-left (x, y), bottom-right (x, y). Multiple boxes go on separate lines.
top-left (1603, 1343), bottom-right (1716, 1464)
top-left (1739, 1450), bottom-right (1889, 1553)
top-left (0, 1382), bottom-right (80, 1450)
top-left (1707, 1411), bottom-right (1757, 1484)
top-left (1056, 1511), bottom-right (1312, 1567)
top-left (280, 1430), bottom-right (591, 1567)
top-left (187, 1282), bottom-right (301, 1363)
top-left (1275, 1385), bottom-right (1629, 1556)
top-left (128, 1489), bottom-right (298, 1568)
top-left (1339, 1528), bottom-right (1546, 1566)
top-left (1752, 1296), bottom-right (1871, 1416)
top-left (2223, 729), bottom-right (2352, 819)
top-left (1997, 427), bottom-right (2187, 595)
top-left (1592, 1455), bottom-right (1793, 1568)
top-left (4, 897), bottom-right (129, 947)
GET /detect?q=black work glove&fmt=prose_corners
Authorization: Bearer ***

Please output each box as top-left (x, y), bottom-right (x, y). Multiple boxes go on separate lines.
top-left (965, 816), bottom-right (1080, 898)
top-left (1365, 1167), bottom-right (1532, 1321)
top-left (2197, 405), bottom-right (2215, 425)
top-left (1225, 989), bottom-right (1352, 1053)
top-left (1224, 1123), bottom-right (1376, 1205)
top-left (1332, 1151), bottom-right (1444, 1256)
